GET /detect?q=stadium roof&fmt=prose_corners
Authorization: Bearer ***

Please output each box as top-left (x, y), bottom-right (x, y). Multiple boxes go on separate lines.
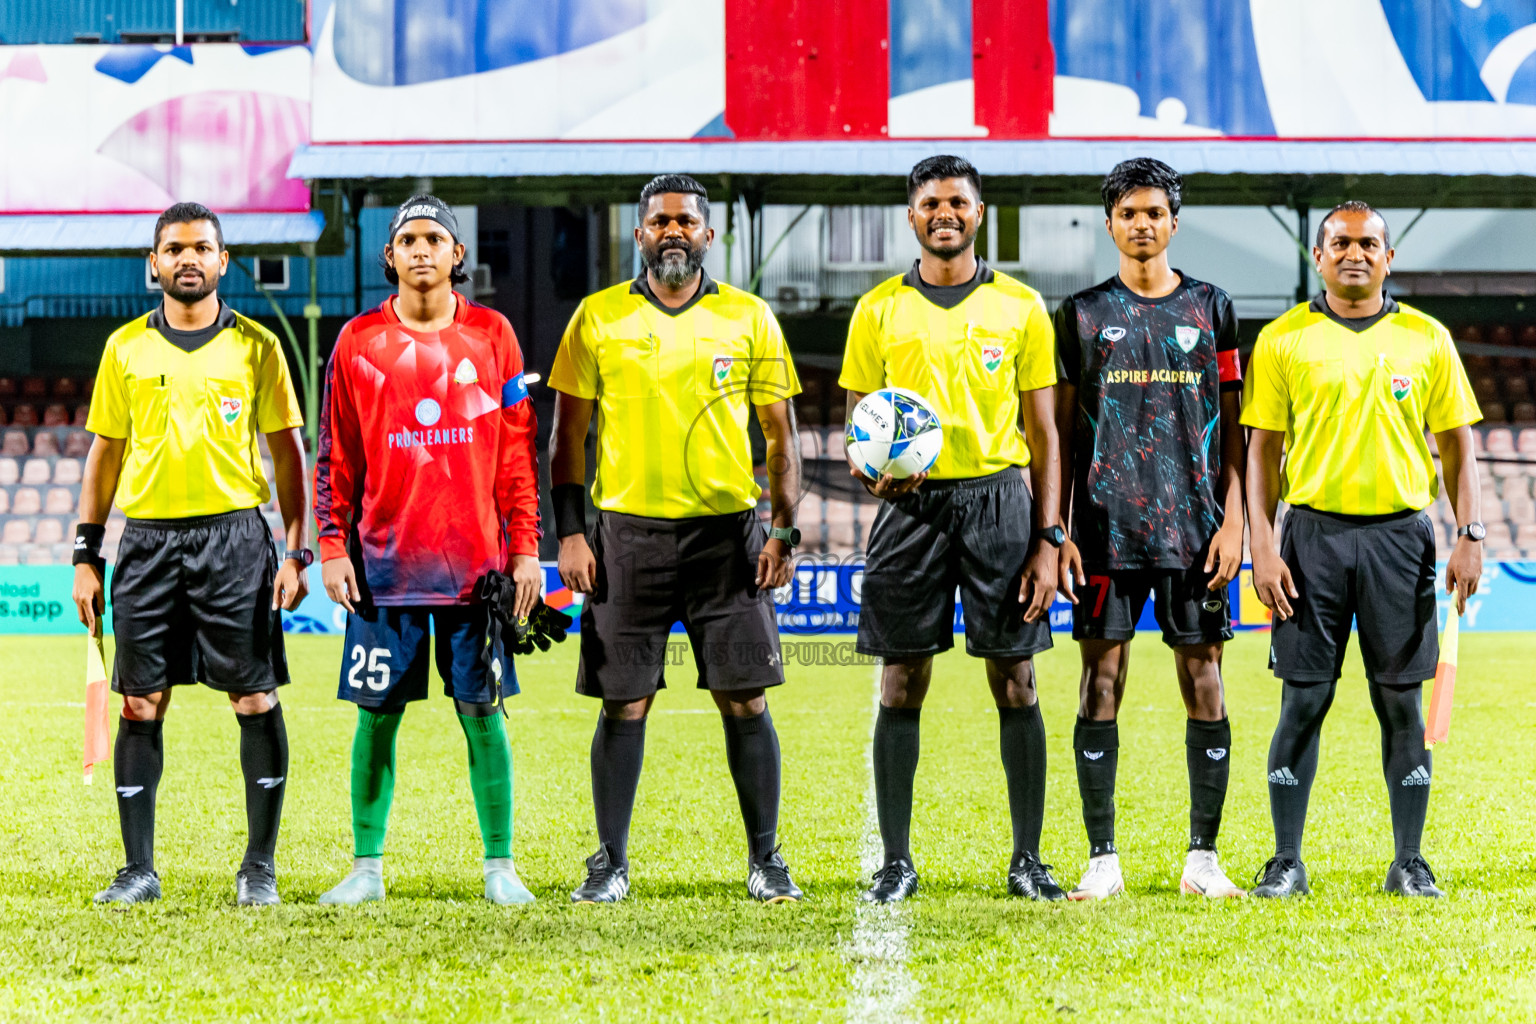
top-left (0, 211), bottom-right (328, 257)
top-left (288, 139), bottom-right (1536, 208)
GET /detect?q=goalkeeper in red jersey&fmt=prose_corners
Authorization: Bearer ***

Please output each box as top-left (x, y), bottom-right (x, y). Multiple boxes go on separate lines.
top-left (313, 195), bottom-right (556, 905)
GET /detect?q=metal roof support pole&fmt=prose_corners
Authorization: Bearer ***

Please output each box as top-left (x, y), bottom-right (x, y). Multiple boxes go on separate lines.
top-left (1395, 207), bottom-right (1431, 248)
top-left (232, 257), bottom-right (311, 447)
top-left (1265, 203), bottom-right (1314, 306)
top-left (747, 206), bottom-right (811, 296)
top-left (1294, 201), bottom-right (1310, 304)
top-left (349, 187), bottom-right (366, 316)
top-left (302, 241), bottom-right (321, 452)
top-left (744, 186), bottom-right (764, 295)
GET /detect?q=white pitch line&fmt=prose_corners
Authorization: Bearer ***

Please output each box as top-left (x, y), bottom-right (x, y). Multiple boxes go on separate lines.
top-left (845, 662), bottom-right (920, 1024)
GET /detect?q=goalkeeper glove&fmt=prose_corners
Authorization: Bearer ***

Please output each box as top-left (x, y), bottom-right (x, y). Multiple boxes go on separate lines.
top-left (475, 571), bottom-right (574, 657)
top-left (509, 601), bottom-right (573, 655)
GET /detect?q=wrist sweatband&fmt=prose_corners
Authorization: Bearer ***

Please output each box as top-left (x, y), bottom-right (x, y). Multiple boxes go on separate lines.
top-left (73, 523), bottom-right (106, 568)
top-left (552, 483), bottom-right (588, 539)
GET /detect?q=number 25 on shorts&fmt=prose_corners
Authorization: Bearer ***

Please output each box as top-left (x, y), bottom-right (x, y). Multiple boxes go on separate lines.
top-left (347, 645), bottom-right (393, 691)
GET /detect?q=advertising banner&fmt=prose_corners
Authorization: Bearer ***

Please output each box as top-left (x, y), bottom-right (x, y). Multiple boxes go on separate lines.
top-left (306, 0), bottom-right (1536, 142)
top-left (0, 44), bottom-right (311, 214)
top-left (2, 561), bottom-right (1526, 636)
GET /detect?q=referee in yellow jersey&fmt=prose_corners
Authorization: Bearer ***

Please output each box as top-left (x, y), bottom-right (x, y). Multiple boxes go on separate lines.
top-left (71, 203), bottom-right (311, 907)
top-left (1245, 201), bottom-right (1482, 900)
top-left (549, 175), bottom-right (803, 904)
top-left (840, 155), bottom-right (1066, 903)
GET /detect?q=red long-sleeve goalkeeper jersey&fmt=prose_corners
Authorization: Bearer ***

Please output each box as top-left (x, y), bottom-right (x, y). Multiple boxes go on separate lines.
top-left (314, 294), bottom-right (540, 605)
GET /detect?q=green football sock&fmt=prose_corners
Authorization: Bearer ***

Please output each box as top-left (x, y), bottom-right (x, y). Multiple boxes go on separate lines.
top-left (351, 707), bottom-right (403, 859)
top-left (458, 711), bottom-right (514, 860)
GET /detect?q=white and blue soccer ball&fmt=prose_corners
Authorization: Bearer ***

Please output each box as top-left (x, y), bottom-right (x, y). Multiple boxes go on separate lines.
top-left (846, 387), bottom-right (943, 480)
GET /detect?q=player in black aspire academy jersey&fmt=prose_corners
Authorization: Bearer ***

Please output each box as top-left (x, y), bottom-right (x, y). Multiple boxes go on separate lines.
top-left (1053, 159), bottom-right (1248, 900)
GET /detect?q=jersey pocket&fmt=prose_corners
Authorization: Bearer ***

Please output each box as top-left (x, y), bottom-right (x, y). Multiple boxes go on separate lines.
top-left (205, 377), bottom-right (252, 439)
top-left (965, 329), bottom-right (1011, 391)
top-left (1293, 357), bottom-right (1345, 419)
top-left (128, 377), bottom-right (171, 442)
top-left (596, 337), bottom-right (660, 398)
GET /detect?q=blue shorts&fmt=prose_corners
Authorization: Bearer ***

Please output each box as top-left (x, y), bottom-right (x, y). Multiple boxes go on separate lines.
top-left (337, 605), bottom-right (516, 710)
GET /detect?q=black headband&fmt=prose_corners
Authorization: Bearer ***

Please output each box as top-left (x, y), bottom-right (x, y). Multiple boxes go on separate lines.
top-left (389, 200), bottom-right (459, 244)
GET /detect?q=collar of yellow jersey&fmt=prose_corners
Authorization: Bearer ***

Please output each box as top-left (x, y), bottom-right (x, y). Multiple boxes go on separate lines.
top-left (1308, 292), bottom-right (1398, 334)
top-left (630, 269), bottom-right (718, 317)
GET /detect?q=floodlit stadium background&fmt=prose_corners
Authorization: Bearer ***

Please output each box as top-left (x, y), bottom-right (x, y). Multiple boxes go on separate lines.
top-left (2, 4), bottom-right (1536, 1020)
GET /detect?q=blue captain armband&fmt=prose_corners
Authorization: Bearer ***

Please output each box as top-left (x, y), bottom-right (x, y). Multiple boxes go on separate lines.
top-left (501, 372), bottom-right (529, 407)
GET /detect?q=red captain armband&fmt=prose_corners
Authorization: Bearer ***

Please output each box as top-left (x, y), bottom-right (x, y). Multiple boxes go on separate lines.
top-left (1217, 349), bottom-right (1242, 385)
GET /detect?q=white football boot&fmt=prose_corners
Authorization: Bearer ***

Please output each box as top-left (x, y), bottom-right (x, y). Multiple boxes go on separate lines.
top-left (1067, 852), bottom-right (1124, 901)
top-left (1180, 849), bottom-right (1247, 898)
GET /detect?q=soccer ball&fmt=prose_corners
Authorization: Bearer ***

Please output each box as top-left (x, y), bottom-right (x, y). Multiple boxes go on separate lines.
top-left (846, 388), bottom-right (943, 479)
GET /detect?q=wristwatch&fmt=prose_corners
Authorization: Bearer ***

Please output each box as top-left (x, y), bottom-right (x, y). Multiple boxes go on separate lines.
top-left (1032, 525), bottom-right (1066, 548)
top-left (284, 548), bottom-right (315, 567)
top-left (768, 526), bottom-right (801, 549)
top-left (1456, 522), bottom-right (1486, 542)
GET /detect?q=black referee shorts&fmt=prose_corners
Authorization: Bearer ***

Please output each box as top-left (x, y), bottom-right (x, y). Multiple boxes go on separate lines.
top-left (110, 506), bottom-right (288, 696)
top-left (1269, 505), bottom-right (1439, 686)
top-left (858, 468), bottom-right (1052, 661)
top-left (576, 510), bottom-right (784, 702)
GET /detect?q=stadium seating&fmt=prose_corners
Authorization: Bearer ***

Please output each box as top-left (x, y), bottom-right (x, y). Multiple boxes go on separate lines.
top-left (30, 432), bottom-right (59, 458)
top-left (44, 487), bottom-right (74, 515)
top-left (54, 458), bottom-right (82, 485)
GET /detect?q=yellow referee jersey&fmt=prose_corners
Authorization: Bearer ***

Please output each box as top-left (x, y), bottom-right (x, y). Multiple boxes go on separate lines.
top-left (549, 271), bottom-right (801, 519)
top-left (87, 303), bottom-right (304, 519)
top-left (1242, 296), bottom-right (1480, 515)
top-left (839, 260), bottom-right (1057, 479)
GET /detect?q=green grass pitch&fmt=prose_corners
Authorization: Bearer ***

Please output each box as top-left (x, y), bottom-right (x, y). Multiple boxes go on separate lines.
top-left (1, 631), bottom-right (1533, 1022)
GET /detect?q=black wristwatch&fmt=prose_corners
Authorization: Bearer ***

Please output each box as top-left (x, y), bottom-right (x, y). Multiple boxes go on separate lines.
top-left (284, 548), bottom-right (315, 567)
top-left (768, 526), bottom-right (801, 549)
top-left (1033, 525), bottom-right (1066, 548)
top-left (1456, 522), bottom-right (1486, 542)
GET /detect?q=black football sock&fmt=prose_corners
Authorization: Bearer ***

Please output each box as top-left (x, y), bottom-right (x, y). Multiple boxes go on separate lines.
top-left (1186, 717), bottom-right (1232, 851)
top-left (721, 710), bottom-right (782, 861)
top-left (1370, 682), bottom-right (1431, 862)
top-left (114, 717), bottom-right (164, 872)
top-left (591, 714), bottom-right (646, 868)
top-left (1074, 717), bottom-right (1119, 857)
top-left (998, 704), bottom-right (1048, 860)
top-left (237, 702), bottom-right (289, 868)
top-left (873, 705), bottom-right (921, 865)
top-left (1267, 681), bottom-right (1337, 861)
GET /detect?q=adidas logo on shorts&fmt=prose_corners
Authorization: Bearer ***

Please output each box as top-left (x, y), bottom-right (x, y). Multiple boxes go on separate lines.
top-left (1401, 766), bottom-right (1432, 786)
top-left (1269, 767), bottom-right (1299, 786)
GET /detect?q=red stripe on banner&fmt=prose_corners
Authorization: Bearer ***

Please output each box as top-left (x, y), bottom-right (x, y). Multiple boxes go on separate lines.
top-left (972, 0), bottom-right (1054, 139)
top-left (1218, 349), bottom-right (1242, 383)
top-left (724, 0), bottom-right (889, 140)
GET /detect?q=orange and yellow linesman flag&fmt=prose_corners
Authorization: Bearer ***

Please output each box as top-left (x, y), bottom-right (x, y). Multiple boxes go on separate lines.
top-left (1424, 611), bottom-right (1460, 750)
top-left (83, 622), bottom-right (111, 784)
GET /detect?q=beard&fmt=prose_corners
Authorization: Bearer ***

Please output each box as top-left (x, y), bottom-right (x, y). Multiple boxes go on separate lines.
top-left (918, 220), bottom-right (978, 260)
top-left (159, 267), bottom-right (218, 303)
top-left (640, 238), bottom-right (706, 288)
